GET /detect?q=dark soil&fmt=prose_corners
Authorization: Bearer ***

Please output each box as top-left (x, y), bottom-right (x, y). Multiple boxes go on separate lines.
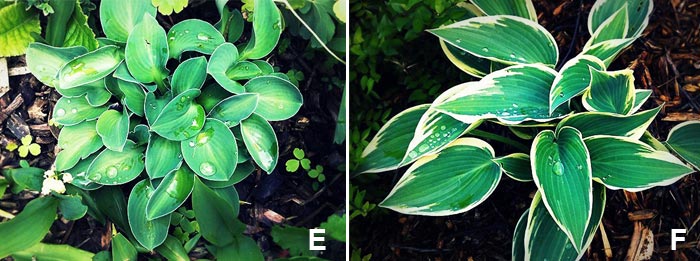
top-left (350, 0), bottom-right (700, 260)
top-left (0, 1), bottom-right (345, 260)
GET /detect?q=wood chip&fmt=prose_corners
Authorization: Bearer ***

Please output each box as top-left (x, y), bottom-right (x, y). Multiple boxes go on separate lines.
top-left (626, 222), bottom-right (654, 261)
top-left (8, 66), bottom-right (29, 76)
top-left (262, 209), bottom-right (286, 224)
top-left (0, 58), bottom-right (8, 98)
top-left (628, 209), bottom-right (657, 221)
top-left (662, 112), bottom-right (700, 121)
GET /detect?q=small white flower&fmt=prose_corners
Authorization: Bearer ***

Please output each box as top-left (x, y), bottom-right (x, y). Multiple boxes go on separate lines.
top-left (41, 178), bottom-right (66, 195)
top-left (62, 173), bottom-right (73, 183)
top-left (44, 169), bottom-right (54, 179)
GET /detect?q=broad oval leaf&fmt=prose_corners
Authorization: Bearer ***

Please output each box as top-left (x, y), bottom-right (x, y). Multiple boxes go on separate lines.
top-left (202, 161), bottom-right (255, 188)
top-left (557, 106), bottom-right (660, 139)
top-left (146, 166), bottom-right (195, 220)
top-left (240, 0), bottom-right (282, 59)
top-left (26, 43), bottom-right (87, 87)
top-left (586, 4), bottom-right (629, 47)
top-left (244, 76), bottom-right (303, 121)
top-left (181, 118), bottom-right (238, 181)
top-left (582, 68), bottom-right (635, 115)
top-left (470, 0), bottom-right (537, 21)
top-left (57, 45), bottom-right (123, 89)
top-left (0, 197), bottom-right (58, 258)
top-left (512, 211), bottom-right (528, 261)
top-left (0, 2), bottom-right (41, 57)
top-left (531, 127), bottom-right (592, 251)
top-left (65, 153), bottom-right (102, 190)
top-left (151, 89), bottom-right (206, 141)
top-left (428, 15), bottom-right (558, 66)
top-left (100, 0), bottom-right (157, 42)
top-left (96, 108), bottom-right (129, 152)
top-left (400, 107), bottom-right (474, 166)
top-left (198, 82), bottom-right (232, 113)
top-left (86, 141), bottom-right (145, 185)
top-left (589, 0), bottom-right (652, 38)
top-left (665, 121), bottom-right (700, 170)
top-left (582, 37), bottom-right (636, 66)
top-left (125, 13), bottom-right (169, 84)
top-left (439, 39), bottom-right (492, 78)
top-left (523, 184), bottom-right (606, 259)
top-left (586, 135), bottom-right (693, 191)
top-left (128, 180), bottom-right (170, 250)
top-left (192, 177), bottom-right (245, 246)
top-left (209, 93), bottom-right (259, 127)
top-left (145, 91), bottom-right (172, 124)
top-left (435, 64), bottom-right (568, 125)
top-left (55, 121), bottom-right (104, 171)
top-left (53, 96), bottom-right (108, 126)
top-left (146, 134), bottom-right (183, 179)
top-left (171, 56), bottom-right (207, 95)
top-left (356, 104), bottom-right (428, 174)
top-left (380, 138), bottom-right (501, 216)
top-left (167, 19), bottom-right (225, 59)
top-left (549, 55), bottom-right (606, 114)
top-left (240, 113), bottom-right (278, 174)
top-left (207, 43), bottom-right (244, 93)
top-left (107, 76), bottom-right (147, 117)
top-left (495, 153), bottom-right (532, 182)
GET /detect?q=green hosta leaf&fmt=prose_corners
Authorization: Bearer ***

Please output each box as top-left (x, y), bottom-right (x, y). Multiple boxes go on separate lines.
top-left (212, 186), bottom-right (240, 216)
top-left (55, 121), bottom-right (104, 171)
top-left (470, 0), bottom-right (537, 21)
top-left (0, 197), bottom-right (58, 258)
top-left (26, 43), bottom-right (87, 87)
top-left (428, 15), bottom-right (558, 66)
top-left (146, 135), bottom-right (183, 179)
top-left (192, 177), bottom-right (245, 246)
top-left (270, 225), bottom-right (313, 256)
top-left (356, 104), bottom-right (428, 174)
top-left (125, 13), bottom-right (169, 84)
top-left (151, 89), bottom-right (206, 141)
top-left (400, 106), bottom-right (474, 166)
top-left (155, 236), bottom-right (189, 261)
top-left (182, 118), bottom-right (238, 181)
top-left (55, 77), bottom-right (110, 105)
top-left (207, 43), bottom-right (245, 93)
top-left (96, 109), bottom-right (130, 152)
top-left (152, 0), bottom-right (188, 15)
top-left (11, 243), bottom-right (94, 261)
top-left (435, 64), bottom-right (568, 125)
top-left (202, 161), bottom-right (256, 188)
top-left (53, 96), bottom-right (108, 126)
top-left (631, 89), bottom-right (652, 113)
top-left (589, 0), bottom-right (652, 38)
top-left (240, 0), bottom-right (282, 59)
top-left (531, 127), bottom-right (591, 251)
top-left (0, 3), bottom-right (40, 57)
top-left (171, 57), bottom-right (207, 95)
top-left (640, 131), bottom-right (668, 152)
top-left (665, 121), bottom-right (700, 170)
top-left (512, 211), bottom-right (528, 260)
top-left (495, 153), bottom-right (532, 182)
top-left (240, 114), bottom-right (279, 174)
top-left (586, 135), bottom-right (693, 191)
top-left (439, 40), bottom-right (492, 78)
top-left (557, 106), bottom-right (660, 139)
top-left (63, 1), bottom-right (99, 50)
top-left (586, 4), bottom-right (628, 48)
top-left (87, 141), bottom-right (145, 185)
top-left (198, 83), bottom-right (232, 113)
top-left (65, 154), bottom-right (102, 190)
top-left (146, 166), bottom-right (195, 220)
top-left (145, 91), bottom-right (172, 124)
top-left (112, 77), bottom-right (147, 117)
top-left (128, 180), bottom-right (170, 250)
top-left (167, 19), bottom-right (225, 59)
top-left (523, 184), bottom-right (606, 259)
top-left (100, 0), bottom-right (157, 42)
top-left (252, 60), bottom-right (274, 74)
top-left (244, 76), bottom-right (303, 121)
top-left (111, 233), bottom-right (137, 261)
top-left (93, 186), bottom-right (132, 237)
top-left (380, 138), bottom-right (501, 216)
top-left (57, 194), bottom-right (88, 220)
top-left (582, 38), bottom-right (636, 67)
top-left (294, 0), bottom-right (335, 48)
top-left (549, 55), bottom-right (606, 114)
top-left (582, 68), bottom-right (636, 115)
top-left (227, 61), bottom-right (263, 80)
top-left (210, 236), bottom-right (263, 261)
top-left (58, 45), bottom-right (123, 89)
top-left (209, 93), bottom-right (259, 127)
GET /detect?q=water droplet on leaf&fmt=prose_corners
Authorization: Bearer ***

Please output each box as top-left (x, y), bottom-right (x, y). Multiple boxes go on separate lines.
top-left (199, 162), bottom-right (216, 176)
top-left (107, 167), bottom-right (118, 178)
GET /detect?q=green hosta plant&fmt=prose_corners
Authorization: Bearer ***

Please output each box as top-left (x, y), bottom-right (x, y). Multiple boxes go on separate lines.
top-left (356, 0), bottom-right (700, 259)
top-left (24, 0), bottom-right (302, 258)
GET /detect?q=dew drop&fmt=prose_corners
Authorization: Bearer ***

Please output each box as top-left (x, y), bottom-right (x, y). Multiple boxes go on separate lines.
top-left (197, 33), bottom-right (210, 41)
top-left (188, 141), bottom-right (196, 147)
top-left (107, 167), bottom-right (118, 178)
top-left (184, 30), bottom-right (190, 34)
top-left (577, 165), bottom-right (583, 170)
top-left (559, 93), bottom-right (564, 97)
top-left (482, 47), bottom-right (489, 52)
top-left (455, 39), bottom-right (462, 43)
top-left (169, 36), bottom-right (175, 41)
top-left (408, 151), bottom-right (418, 159)
top-left (509, 52), bottom-right (516, 58)
top-left (71, 108), bottom-right (77, 113)
top-left (440, 125), bottom-right (446, 130)
top-left (56, 108), bottom-right (66, 116)
top-left (90, 173), bottom-right (102, 181)
top-left (418, 144), bottom-right (429, 152)
top-left (199, 162), bottom-right (216, 176)
top-left (553, 162), bottom-right (564, 175)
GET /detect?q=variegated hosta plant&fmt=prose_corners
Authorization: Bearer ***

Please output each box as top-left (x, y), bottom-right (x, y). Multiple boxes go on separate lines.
top-left (356, 0), bottom-right (700, 259)
top-left (25, 0), bottom-right (301, 257)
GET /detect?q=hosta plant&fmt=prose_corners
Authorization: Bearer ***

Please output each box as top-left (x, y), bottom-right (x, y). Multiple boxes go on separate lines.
top-left (356, 0), bottom-right (700, 259)
top-left (23, 0), bottom-right (302, 258)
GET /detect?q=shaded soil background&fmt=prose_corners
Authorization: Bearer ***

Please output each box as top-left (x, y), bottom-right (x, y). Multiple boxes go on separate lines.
top-left (350, 0), bottom-right (700, 260)
top-left (0, 1), bottom-right (345, 259)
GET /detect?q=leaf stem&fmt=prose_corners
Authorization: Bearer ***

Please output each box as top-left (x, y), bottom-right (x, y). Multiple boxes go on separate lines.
top-left (469, 129), bottom-right (530, 152)
top-left (0, 208), bottom-right (15, 219)
top-left (274, 0), bottom-right (346, 65)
